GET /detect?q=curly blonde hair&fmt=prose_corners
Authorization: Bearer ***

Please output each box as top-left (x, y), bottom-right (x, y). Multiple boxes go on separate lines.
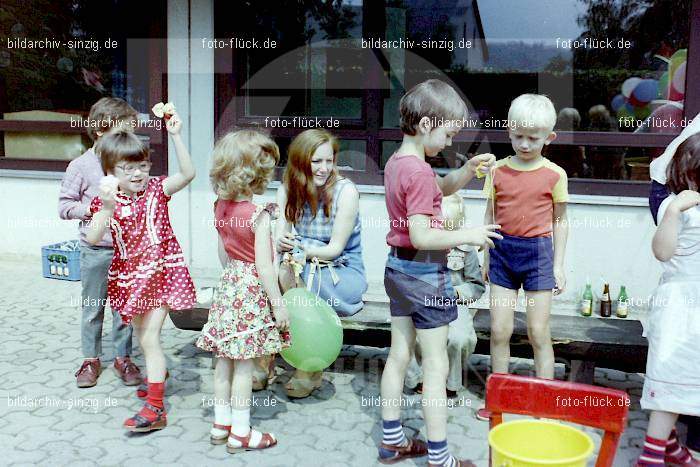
top-left (210, 129), bottom-right (280, 199)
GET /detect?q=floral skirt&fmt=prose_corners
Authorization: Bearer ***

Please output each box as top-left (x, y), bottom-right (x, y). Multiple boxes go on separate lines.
top-left (196, 258), bottom-right (291, 360)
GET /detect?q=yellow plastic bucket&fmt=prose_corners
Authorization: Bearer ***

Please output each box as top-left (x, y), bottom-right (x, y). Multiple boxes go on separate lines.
top-left (489, 419), bottom-right (594, 467)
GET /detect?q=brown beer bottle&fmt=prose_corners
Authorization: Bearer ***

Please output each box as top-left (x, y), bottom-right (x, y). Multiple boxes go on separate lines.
top-left (600, 283), bottom-right (612, 317)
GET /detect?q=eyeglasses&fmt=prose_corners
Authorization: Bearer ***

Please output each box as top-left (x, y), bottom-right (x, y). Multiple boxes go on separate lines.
top-left (115, 161), bottom-right (152, 175)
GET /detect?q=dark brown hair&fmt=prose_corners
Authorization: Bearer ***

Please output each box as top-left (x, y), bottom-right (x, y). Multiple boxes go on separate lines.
top-left (96, 130), bottom-right (149, 175)
top-left (283, 129), bottom-right (339, 223)
top-left (667, 133), bottom-right (700, 194)
top-left (87, 97), bottom-right (138, 141)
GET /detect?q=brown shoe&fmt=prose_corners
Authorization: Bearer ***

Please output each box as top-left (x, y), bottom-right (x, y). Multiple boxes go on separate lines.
top-left (75, 359), bottom-right (101, 388)
top-left (378, 437), bottom-right (427, 464)
top-left (114, 357), bottom-right (143, 386)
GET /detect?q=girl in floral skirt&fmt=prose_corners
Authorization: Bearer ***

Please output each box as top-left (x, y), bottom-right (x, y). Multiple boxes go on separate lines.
top-left (86, 112), bottom-right (196, 432)
top-left (196, 129), bottom-right (290, 453)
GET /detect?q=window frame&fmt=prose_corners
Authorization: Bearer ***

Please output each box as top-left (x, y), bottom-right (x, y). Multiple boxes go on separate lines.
top-left (0, 8), bottom-right (169, 175)
top-left (215, 0), bottom-right (700, 197)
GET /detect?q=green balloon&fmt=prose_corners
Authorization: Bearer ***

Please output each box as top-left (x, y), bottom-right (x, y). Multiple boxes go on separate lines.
top-left (280, 288), bottom-right (343, 372)
top-left (634, 104), bottom-right (651, 120)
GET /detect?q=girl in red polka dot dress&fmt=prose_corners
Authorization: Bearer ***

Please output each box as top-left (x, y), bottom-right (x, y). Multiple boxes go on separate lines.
top-left (86, 113), bottom-right (196, 432)
top-left (196, 129), bottom-right (290, 453)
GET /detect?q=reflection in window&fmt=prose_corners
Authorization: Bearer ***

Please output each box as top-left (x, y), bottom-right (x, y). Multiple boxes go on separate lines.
top-left (376, 0), bottom-right (690, 181)
top-left (0, 0), bottom-right (165, 161)
top-left (217, 0), bottom-right (364, 119)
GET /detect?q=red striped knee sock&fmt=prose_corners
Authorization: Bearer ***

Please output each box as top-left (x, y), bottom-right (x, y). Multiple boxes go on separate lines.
top-left (667, 429), bottom-right (694, 464)
top-left (637, 435), bottom-right (666, 465)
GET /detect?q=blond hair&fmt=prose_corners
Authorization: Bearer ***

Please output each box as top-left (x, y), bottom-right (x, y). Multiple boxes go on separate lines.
top-left (441, 193), bottom-right (466, 231)
top-left (210, 130), bottom-right (280, 199)
top-left (508, 94), bottom-right (557, 132)
top-left (399, 79), bottom-right (467, 135)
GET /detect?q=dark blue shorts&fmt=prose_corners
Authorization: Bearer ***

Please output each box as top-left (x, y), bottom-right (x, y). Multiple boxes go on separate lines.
top-left (489, 233), bottom-right (556, 291)
top-left (384, 256), bottom-right (458, 330)
top-left (649, 180), bottom-right (670, 226)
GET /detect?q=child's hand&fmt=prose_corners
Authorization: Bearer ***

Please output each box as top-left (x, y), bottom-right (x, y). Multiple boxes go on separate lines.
top-left (165, 112), bottom-right (182, 135)
top-left (273, 304), bottom-right (290, 331)
top-left (670, 190), bottom-right (700, 213)
top-left (276, 232), bottom-right (297, 253)
top-left (463, 224), bottom-right (502, 249)
top-left (553, 266), bottom-right (566, 295)
top-left (98, 175), bottom-right (119, 211)
top-left (468, 153), bottom-right (496, 177)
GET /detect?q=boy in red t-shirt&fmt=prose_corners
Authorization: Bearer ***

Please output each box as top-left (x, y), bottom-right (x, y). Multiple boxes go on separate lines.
top-left (476, 94), bottom-right (569, 421)
top-left (379, 79), bottom-right (500, 467)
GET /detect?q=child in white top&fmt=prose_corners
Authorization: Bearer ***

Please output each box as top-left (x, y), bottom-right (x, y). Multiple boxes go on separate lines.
top-left (636, 133), bottom-right (700, 466)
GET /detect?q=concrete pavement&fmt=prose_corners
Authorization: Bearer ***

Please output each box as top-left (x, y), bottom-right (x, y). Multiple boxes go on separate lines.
top-left (0, 257), bottom-right (680, 466)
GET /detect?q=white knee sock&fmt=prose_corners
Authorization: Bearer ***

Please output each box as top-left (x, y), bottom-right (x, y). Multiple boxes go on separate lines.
top-left (231, 408), bottom-right (251, 437)
top-left (211, 401), bottom-right (232, 436)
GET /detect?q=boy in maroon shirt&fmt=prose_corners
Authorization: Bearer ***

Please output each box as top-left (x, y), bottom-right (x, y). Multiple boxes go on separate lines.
top-left (378, 79), bottom-right (500, 466)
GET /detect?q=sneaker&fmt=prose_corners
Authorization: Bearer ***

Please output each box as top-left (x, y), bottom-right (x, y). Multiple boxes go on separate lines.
top-left (75, 359), bottom-right (101, 388)
top-left (475, 407), bottom-right (492, 421)
top-left (114, 357), bottom-right (143, 386)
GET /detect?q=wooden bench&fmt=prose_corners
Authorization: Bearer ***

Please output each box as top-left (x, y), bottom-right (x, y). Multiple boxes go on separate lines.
top-left (170, 288), bottom-right (648, 384)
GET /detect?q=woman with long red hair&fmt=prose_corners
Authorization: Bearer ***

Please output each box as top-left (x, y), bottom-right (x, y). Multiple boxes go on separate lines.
top-left (273, 128), bottom-right (367, 398)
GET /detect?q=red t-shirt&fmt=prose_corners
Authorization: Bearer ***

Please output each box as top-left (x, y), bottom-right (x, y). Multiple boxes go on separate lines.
top-left (214, 200), bottom-right (276, 263)
top-left (384, 154), bottom-right (444, 248)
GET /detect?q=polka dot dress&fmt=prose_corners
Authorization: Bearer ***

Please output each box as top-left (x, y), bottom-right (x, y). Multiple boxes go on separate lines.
top-left (90, 176), bottom-right (196, 324)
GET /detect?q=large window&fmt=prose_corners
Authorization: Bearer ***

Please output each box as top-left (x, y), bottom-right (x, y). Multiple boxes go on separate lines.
top-left (0, 0), bottom-right (167, 173)
top-left (216, 0), bottom-right (700, 195)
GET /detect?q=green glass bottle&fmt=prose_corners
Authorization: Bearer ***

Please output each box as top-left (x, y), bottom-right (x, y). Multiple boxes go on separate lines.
top-left (616, 285), bottom-right (629, 318)
top-left (581, 282), bottom-right (593, 317)
top-left (49, 254), bottom-right (57, 275)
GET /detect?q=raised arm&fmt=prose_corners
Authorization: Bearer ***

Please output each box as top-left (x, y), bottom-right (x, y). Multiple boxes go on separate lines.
top-left (303, 183), bottom-right (359, 261)
top-left (162, 113), bottom-right (196, 197)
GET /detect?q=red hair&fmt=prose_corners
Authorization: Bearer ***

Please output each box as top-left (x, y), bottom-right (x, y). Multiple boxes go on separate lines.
top-left (283, 129), bottom-right (339, 223)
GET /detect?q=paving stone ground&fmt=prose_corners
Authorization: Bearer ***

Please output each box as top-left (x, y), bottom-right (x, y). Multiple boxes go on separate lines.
top-left (0, 257), bottom-right (691, 466)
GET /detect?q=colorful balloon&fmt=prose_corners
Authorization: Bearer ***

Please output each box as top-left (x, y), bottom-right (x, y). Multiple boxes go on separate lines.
top-left (671, 62), bottom-right (686, 96)
top-left (657, 71), bottom-right (669, 100)
top-left (280, 288), bottom-right (343, 372)
top-left (634, 104), bottom-right (651, 120)
top-left (622, 77), bottom-right (642, 98)
top-left (632, 79), bottom-right (658, 104)
top-left (611, 94), bottom-right (626, 112)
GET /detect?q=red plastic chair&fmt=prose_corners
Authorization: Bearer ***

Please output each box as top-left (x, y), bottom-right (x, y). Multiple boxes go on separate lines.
top-left (486, 373), bottom-right (630, 467)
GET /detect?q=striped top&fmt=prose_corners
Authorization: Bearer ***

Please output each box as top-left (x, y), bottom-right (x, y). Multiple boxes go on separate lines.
top-left (90, 176), bottom-right (175, 259)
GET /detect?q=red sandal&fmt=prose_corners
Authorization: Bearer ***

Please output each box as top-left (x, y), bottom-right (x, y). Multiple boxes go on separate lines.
top-left (210, 424), bottom-right (231, 445)
top-left (226, 428), bottom-right (277, 454)
top-left (123, 403), bottom-right (167, 432)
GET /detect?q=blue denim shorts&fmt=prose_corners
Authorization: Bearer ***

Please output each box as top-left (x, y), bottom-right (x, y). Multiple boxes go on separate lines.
top-left (384, 255), bottom-right (458, 329)
top-left (489, 233), bottom-right (556, 291)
